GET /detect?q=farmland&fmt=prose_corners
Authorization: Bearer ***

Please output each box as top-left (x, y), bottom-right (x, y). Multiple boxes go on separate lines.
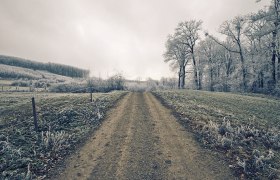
top-left (153, 90), bottom-right (280, 127)
top-left (0, 91), bottom-right (127, 179)
top-left (1, 89), bottom-right (280, 179)
top-left (2, 0), bottom-right (280, 179)
top-left (153, 90), bottom-right (280, 178)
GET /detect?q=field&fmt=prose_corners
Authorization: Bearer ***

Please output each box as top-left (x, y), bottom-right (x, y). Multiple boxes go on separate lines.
top-left (0, 91), bottom-right (127, 179)
top-left (153, 90), bottom-right (280, 178)
top-left (154, 90), bottom-right (280, 127)
top-left (1, 89), bottom-right (280, 179)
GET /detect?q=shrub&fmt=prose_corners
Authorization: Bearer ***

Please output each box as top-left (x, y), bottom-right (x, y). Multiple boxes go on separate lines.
top-left (11, 81), bottom-right (30, 87)
top-left (49, 83), bottom-right (87, 93)
top-left (200, 119), bottom-right (279, 178)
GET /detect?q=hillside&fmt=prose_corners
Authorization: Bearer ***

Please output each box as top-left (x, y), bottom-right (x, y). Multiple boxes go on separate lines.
top-left (0, 64), bottom-right (85, 92)
top-left (0, 55), bottom-right (89, 78)
top-left (0, 64), bottom-right (73, 81)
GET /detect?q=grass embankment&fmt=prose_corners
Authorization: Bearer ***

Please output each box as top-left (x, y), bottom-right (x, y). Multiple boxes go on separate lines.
top-left (153, 90), bottom-right (280, 179)
top-left (0, 91), bottom-right (127, 179)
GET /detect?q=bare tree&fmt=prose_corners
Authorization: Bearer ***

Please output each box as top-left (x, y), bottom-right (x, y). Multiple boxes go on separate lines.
top-left (159, 77), bottom-right (177, 89)
top-left (221, 39), bottom-right (236, 91)
top-left (252, 0), bottom-right (280, 89)
top-left (206, 16), bottom-right (248, 91)
top-left (198, 38), bottom-right (219, 91)
top-left (163, 1), bottom-right (280, 95)
top-left (175, 20), bottom-right (203, 90)
top-left (164, 34), bottom-right (190, 89)
top-left (245, 18), bottom-right (272, 91)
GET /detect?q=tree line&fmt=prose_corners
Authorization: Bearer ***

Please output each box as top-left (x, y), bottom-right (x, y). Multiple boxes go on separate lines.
top-left (50, 73), bottom-right (125, 93)
top-left (0, 55), bottom-right (89, 78)
top-left (164, 0), bottom-right (280, 95)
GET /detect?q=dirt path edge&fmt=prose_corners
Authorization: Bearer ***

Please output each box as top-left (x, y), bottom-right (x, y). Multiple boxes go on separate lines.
top-left (46, 92), bottom-right (128, 179)
top-left (151, 92), bottom-right (237, 178)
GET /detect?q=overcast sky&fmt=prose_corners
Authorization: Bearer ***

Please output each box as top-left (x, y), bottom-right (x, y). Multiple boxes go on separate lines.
top-left (0, 0), bottom-right (270, 80)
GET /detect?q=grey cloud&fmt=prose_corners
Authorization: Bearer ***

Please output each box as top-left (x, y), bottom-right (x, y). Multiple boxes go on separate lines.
top-left (0, 0), bottom-right (270, 80)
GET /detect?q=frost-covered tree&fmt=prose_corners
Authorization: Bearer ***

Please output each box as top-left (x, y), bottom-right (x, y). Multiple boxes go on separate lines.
top-left (198, 38), bottom-right (221, 91)
top-left (164, 34), bottom-right (190, 89)
top-left (175, 20), bottom-right (203, 90)
top-left (163, 1), bottom-right (280, 95)
top-left (251, 0), bottom-right (280, 89)
top-left (206, 16), bottom-right (248, 91)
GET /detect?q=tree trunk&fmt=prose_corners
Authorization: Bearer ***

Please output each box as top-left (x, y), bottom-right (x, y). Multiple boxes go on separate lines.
top-left (277, 0), bottom-right (280, 83)
top-left (238, 45), bottom-right (247, 91)
top-left (224, 54), bottom-right (232, 92)
top-left (192, 53), bottom-right (199, 90)
top-left (178, 66), bottom-right (185, 89)
top-left (241, 61), bottom-right (247, 91)
top-left (182, 66), bottom-right (186, 89)
top-left (178, 69), bottom-right (181, 89)
top-left (271, 30), bottom-right (277, 88)
top-left (258, 71), bottom-right (264, 89)
top-left (210, 67), bottom-right (214, 91)
top-left (198, 70), bottom-right (202, 90)
top-left (276, 53), bottom-right (280, 83)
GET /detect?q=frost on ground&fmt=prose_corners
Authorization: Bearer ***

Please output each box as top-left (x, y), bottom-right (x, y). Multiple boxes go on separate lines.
top-left (153, 90), bottom-right (280, 179)
top-left (0, 91), bottom-right (127, 179)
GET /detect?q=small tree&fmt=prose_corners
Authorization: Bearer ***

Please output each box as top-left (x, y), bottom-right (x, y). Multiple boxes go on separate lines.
top-left (107, 73), bottom-right (125, 91)
top-left (164, 34), bottom-right (190, 89)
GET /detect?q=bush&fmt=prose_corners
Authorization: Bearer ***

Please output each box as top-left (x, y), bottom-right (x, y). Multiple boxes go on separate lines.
top-left (11, 81), bottom-right (30, 87)
top-left (49, 83), bottom-right (87, 93)
top-left (200, 119), bottom-right (279, 178)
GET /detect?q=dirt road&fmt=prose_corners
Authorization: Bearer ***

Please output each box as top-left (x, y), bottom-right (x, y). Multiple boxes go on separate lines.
top-left (57, 92), bottom-right (234, 179)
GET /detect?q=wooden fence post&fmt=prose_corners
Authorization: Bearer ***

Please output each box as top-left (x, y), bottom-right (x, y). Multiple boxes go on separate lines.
top-left (90, 92), bottom-right (93, 102)
top-left (32, 97), bottom-right (38, 131)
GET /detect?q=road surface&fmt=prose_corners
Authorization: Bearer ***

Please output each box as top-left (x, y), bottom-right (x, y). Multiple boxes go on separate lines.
top-left (57, 92), bottom-right (233, 180)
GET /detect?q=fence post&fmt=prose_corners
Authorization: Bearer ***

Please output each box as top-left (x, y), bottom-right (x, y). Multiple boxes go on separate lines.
top-left (90, 92), bottom-right (93, 102)
top-left (32, 97), bottom-right (38, 131)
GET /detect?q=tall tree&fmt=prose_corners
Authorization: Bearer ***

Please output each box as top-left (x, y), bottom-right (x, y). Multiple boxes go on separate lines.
top-left (175, 20), bottom-right (203, 90)
top-left (245, 18), bottom-right (271, 91)
top-left (206, 16), bottom-right (248, 91)
top-left (198, 38), bottom-right (220, 91)
top-left (252, 0), bottom-right (280, 89)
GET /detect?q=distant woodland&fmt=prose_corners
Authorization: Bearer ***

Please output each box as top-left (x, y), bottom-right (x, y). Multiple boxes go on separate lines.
top-left (164, 0), bottom-right (280, 96)
top-left (0, 55), bottom-right (89, 78)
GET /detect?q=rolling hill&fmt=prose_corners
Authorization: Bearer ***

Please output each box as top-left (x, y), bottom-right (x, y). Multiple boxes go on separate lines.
top-left (0, 55), bottom-right (89, 78)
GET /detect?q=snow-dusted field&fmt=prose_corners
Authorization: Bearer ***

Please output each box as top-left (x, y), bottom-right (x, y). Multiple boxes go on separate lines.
top-left (153, 90), bottom-right (280, 178)
top-left (0, 91), bottom-right (127, 179)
